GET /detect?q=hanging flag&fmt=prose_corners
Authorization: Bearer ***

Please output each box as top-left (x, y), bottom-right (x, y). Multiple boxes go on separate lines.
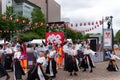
top-left (76, 24), bottom-right (78, 27)
top-left (84, 23), bottom-right (86, 26)
top-left (96, 21), bottom-right (98, 24)
top-left (80, 23), bottom-right (82, 26)
top-left (71, 24), bottom-right (73, 27)
top-left (92, 22), bottom-right (94, 25)
top-left (88, 22), bottom-right (90, 25)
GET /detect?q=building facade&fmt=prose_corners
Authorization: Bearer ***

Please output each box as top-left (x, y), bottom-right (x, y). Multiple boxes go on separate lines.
top-left (12, 0), bottom-right (39, 20)
top-left (28, 0), bottom-right (61, 22)
top-left (0, 0), bottom-right (61, 23)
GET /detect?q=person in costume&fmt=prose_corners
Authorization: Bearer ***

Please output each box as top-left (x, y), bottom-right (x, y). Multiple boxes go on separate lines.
top-left (56, 44), bottom-right (64, 69)
top-left (81, 44), bottom-right (96, 73)
top-left (13, 46), bottom-right (25, 80)
top-left (0, 45), bottom-right (10, 80)
top-left (20, 42), bottom-right (28, 73)
top-left (66, 44), bottom-right (79, 76)
top-left (107, 50), bottom-right (120, 71)
top-left (46, 45), bottom-right (57, 79)
top-left (27, 51), bottom-right (50, 80)
top-left (4, 43), bottom-right (13, 71)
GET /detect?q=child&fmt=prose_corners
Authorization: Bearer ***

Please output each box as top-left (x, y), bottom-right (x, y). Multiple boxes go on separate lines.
top-left (46, 46), bottom-right (57, 78)
top-left (67, 45), bottom-right (79, 76)
top-left (0, 45), bottom-right (10, 80)
top-left (81, 44), bottom-right (96, 73)
top-left (13, 46), bottom-right (25, 80)
top-left (27, 51), bottom-right (49, 80)
top-left (107, 50), bottom-right (120, 71)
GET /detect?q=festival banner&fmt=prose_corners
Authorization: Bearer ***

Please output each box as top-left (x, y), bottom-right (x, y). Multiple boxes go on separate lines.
top-left (103, 29), bottom-right (113, 49)
top-left (45, 32), bottom-right (64, 45)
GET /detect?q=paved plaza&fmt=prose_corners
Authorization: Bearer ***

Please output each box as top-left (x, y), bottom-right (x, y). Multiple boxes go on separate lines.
top-left (1, 51), bottom-right (120, 80)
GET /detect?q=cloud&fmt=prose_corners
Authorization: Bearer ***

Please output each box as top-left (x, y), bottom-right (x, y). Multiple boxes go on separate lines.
top-left (55, 0), bottom-right (120, 35)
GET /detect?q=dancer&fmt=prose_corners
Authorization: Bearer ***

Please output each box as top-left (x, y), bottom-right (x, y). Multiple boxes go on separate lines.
top-left (67, 44), bottom-right (79, 76)
top-left (13, 46), bottom-right (25, 80)
top-left (81, 44), bottom-right (96, 73)
top-left (46, 45), bottom-right (57, 79)
top-left (107, 50), bottom-right (120, 71)
top-left (0, 45), bottom-right (10, 80)
top-left (27, 51), bottom-right (49, 80)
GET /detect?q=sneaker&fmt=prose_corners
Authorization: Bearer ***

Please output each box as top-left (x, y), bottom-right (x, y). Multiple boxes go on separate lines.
top-left (90, 70), bottom-right (93, 73)
top-left (74, 73), bottom-right (77, 76)
top-left (6, 75), bottom-right (10, 80)
top-left (70, 73), bottom-right (72, 76)
top-left (83, 69), bottom-right (86, 72)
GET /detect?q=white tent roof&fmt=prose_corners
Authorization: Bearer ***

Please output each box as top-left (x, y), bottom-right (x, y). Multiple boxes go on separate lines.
top-left (31, 39), bottom-right (45, 44)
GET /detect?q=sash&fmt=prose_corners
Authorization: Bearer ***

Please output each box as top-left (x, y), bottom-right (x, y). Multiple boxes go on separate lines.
top-left (13, 63), bottom-right (16, 80)
top-left (49, 60), bottom-right (54, 76)
top-left (37, 66), bottom-right (45, 80)
top-left (75, 58), bottom-right (80, 71)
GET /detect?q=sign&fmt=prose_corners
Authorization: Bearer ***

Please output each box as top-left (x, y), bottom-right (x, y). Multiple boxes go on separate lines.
top-left (46, 32), bottom-right (64, 45)
top-left (103, 29), bottom-right (113, 49)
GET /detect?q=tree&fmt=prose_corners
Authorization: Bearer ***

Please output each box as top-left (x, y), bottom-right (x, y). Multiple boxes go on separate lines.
top-left (115, 30), bottom-right (120, 42)
top-left (31, 7), bottom-right (46, 39)
top-left (82, 33), bottom-right (90, 40)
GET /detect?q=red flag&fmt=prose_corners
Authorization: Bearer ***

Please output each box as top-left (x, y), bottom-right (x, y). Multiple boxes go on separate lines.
top-left (80, 23), bottom-right (82, 26)
top-left (84, 23), bottom-right (86, 26)
top-left (76, 24), bottom-right (78, 27)
top-left (88, 22), bottom-right (90, 25)
top-left (71, 24), bottom-right (73, 27)
top-left (96, 21), bottom-right (98, 24)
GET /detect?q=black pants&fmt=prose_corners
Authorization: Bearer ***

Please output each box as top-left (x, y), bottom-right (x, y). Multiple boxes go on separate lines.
top-left (0, 63), bottom-right (9, 78)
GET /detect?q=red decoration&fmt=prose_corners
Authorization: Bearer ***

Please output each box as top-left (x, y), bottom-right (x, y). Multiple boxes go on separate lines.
top-left (71, 24), bottom-right (73, 27)
top-left (40, 22), bottom-right (44, 26)
top-left (84, 23), bottom-right (86, 26)
top-left (9, 17), bottom-right (13, 21)
top-left (88, 22), bottom-right (90, 25)
top-left (96, 21), bottom-right (98, 24)
top-left (16, 18), bottom-right (19, 22)
top-left (65, 24), bottom-right (68, 27)
top-left (92, 22), bottom-right (94, 25)
top-left (29, 22), bottom-right (32, 25)
top-left (46, 24), bottom-right (49, 27)
top-left (35, 22), bottom-right (38, 26)
top-left (80, 23), bottom-right (82, 26)
top-left (94, 26), bottom-right (96, 28)
top-left (76, 24), bottom-right (78, 27)
top-left (22, 20), bottom-right (26, 23)
top-left (2, 16), bottom-right (6, 20)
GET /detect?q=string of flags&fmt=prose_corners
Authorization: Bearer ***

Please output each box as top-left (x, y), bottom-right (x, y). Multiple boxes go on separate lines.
top-left (1, 15), bottom-right (103, 33)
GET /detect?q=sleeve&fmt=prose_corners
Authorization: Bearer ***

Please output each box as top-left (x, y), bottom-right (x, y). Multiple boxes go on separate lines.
top-left (90, 50), bottom-right (96, 55)
top-left (42, 58), bottom-right (48, 67)
top-left (115, 55), bottom-right (120, 60)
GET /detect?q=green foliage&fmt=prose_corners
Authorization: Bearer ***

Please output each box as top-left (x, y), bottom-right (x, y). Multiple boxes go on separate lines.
top-left (31, 7), bottom-right (46, 39)
top-left (65, 28), bottom-right (83, 41)
top-left (115, 30), bottom-right (120, 42)
top-left (82, 33), bottom-right (90, 40)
